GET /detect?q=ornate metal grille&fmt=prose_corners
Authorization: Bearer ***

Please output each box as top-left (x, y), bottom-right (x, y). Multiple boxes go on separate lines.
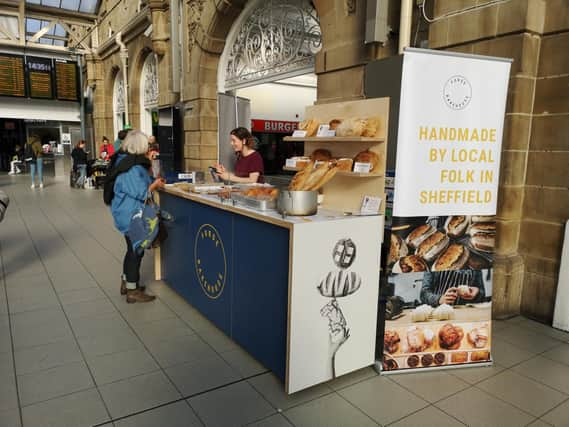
top-left (143, 54), bottom-right (158, 107)
top-left (224, 0), bottom-right (321, 90)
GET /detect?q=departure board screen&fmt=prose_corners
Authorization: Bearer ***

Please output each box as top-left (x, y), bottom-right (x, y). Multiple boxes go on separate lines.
top-left (55, 61), bottom-right (79, 101)
top-left (0, 54), bottom-right (26, 97)
top-left (27, 56), bottom-right (54, 99)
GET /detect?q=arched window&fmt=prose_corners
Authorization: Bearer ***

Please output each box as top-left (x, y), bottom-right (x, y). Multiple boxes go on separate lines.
top-left (112, 72), bottom-right (125, 136)
top-left (139, 53), bottom-right (158, 136)
top-left (218, 0), bottom-right (321, 92)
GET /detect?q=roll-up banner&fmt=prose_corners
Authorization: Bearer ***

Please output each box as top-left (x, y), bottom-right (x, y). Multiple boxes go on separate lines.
top-left (383, 49), bottom-right (511, 373)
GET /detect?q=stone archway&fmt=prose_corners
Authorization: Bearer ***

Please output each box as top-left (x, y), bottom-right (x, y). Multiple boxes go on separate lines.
top-left (181, 0), bottom-right (376, 171)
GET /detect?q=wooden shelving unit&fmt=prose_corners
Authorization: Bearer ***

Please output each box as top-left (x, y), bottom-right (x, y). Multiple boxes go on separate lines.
top-left (283, 166), bottom-right (383, 178)
top-left (283, 136), bottom-right (384, 143)
top-left (283, 98), bottom-right (389, 214)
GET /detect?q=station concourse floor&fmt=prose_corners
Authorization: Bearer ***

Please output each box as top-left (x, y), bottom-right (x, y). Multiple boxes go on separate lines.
top-left (1, 174), bottom-right (569, 427)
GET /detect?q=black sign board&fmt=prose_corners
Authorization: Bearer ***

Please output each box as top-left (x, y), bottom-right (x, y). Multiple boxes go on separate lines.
top-left (0, 54), bottom-right (26, 97)
top-left (55, 60), bottom-right (79, 101)
top-left (27, 56), bottom-right (54, 99)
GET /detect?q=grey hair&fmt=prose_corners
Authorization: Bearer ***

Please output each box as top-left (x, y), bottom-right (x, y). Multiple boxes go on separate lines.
top-left (121, 130), bottom-right (149, 155)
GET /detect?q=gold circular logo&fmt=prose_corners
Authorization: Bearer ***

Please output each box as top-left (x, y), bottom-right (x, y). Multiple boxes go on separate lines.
top-left (194, 224), bottom-right (227, 299)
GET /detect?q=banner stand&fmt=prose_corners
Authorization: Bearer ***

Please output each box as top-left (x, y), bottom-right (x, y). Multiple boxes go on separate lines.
top-left (366, 48), bottom-right (512, 374)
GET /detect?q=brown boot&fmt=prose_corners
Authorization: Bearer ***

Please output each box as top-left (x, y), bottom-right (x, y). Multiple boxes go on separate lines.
top-left (126, 288), bottom-right (156, 304)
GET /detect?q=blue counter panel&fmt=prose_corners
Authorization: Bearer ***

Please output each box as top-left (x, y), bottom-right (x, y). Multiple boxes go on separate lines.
top-left (187, 203), bottom-right (233, 335)
top-left (160, 193), bottom-right (290, 382)
top-left (160, 193), bottom-right (192, 298)
top-left (232, 214), bottom-right (289, 381)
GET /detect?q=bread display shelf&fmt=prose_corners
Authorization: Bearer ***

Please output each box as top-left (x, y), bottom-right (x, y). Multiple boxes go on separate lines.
top-left (283, 166), bottom-right (383, 178)
top-left (283, 136), bottom-right (384, 143)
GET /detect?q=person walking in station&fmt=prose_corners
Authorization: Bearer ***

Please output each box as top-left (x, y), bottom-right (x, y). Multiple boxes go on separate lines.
top-left (106, 130), bottom-right (165, 303)
top-left (25, 135), bottom-right (44, 189)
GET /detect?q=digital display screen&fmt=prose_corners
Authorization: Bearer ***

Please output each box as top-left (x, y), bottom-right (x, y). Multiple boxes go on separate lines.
top-left (27, 56), bottom-right (54, 99)
top-left (55, 61), bottom-right (79, 101)
top-left (0, 54), bottom-right (26, 97)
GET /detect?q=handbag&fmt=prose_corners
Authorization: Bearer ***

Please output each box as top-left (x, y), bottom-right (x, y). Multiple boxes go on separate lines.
top-left (127, 194), bottom-right (173, 254)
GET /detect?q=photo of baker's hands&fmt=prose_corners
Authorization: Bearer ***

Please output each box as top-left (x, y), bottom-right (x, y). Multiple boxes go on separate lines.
top-left (439, 287), bottom-right (458, 305)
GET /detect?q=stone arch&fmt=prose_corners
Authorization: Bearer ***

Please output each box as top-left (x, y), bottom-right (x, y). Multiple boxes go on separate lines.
top-left (182, 0), bottom-right (328, 170)
top-left (130, 46), bottom-right (155, 130)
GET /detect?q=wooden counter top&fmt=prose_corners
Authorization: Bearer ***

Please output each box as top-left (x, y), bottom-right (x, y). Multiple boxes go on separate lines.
top-left (160, 186), bottom-right (378, 229)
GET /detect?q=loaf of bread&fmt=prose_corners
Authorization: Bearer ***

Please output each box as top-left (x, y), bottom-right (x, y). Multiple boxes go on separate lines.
top-left (353, 150), bottom-right (380, 171)
top-left (335, 158), bottom-right (353, 171)
top-left (288, 161), bottom-right (315, 190)
top-left (336, 118), bottom-right (366, 137)
top-left (311, 149), bottom-right (332, 162)
top-left (362, 117), bottom-right (381, 137)
top-left (329, 119), bottom-right (342, 130)
top-left (298, 119), bottom-right (319, 137)
top-left (318, 270), bottom-right (362, 297)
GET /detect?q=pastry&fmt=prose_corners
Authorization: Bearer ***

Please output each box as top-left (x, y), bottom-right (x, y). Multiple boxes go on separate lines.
top-left (432, 244), bottom-right (470, 271)
top-left (421, 354), bottom-right (434, 367)
top-left (445, 216), bottom-right (469, 238)
top-left (434, 352), bottom-right (446, 365)
top-left (468, 222), bottom-right (496, 235)
top-left (388, 234), bottom-right (409, 265)
top-left (362, 117), bottom-right (381, 137)
top-left (471, 231), bottom-right (495, 252)
top-left (411, 304), bottom-right (434, 322)
top-left (298, 119), bottom-right (319, 137)
top-left (352, 149), bottom-right (380, 171)
top-left (407, 355), bottom-right (420, 368)
top-left (467, 324), bottom-right (489, 348)
top-left (318, 270), bottom-right (362, 298)
top-left (406, 326), bottom-right (434, 353)
top-left (383, 357), bottom-right (399, 371)
top-left (311, 149), bottom-right (332, 162)
top-left (471, 350), bottom-right (490, 361)
top-left (416, 231), bottom-right (450, 262)
top-left (451, 352), bottom-right (468, 363)
top-left (384, 330), bottom-right (401, 354)
top-left (336, 118), bottom-right (366, 137)
top-left (393, 255), bottom-right (429, 273)
top-left (336, 158), bottom-right (353, 172)
top-left (432, 304), bottom-right (455, 321)
top-left (438, 324), bottom-right (464, 350)
top-left (405, 224), bottom-right (436, 249)
top-left (329, 119), bottom-right (342, 130)
top-left (290, 156), bottom-right (311, 169)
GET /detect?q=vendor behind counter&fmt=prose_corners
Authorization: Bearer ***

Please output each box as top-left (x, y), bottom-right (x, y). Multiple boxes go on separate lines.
top-left (215, 127), bottom-right (264, 183)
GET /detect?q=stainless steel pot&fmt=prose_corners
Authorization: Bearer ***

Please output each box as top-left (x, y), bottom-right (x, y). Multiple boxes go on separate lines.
top-left (277, 190), bottom-right (318, 217)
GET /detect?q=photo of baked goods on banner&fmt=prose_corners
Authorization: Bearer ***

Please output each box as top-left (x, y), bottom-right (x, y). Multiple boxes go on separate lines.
top-left (383, 214), bottom-right (495, 372)
top-left (389, 215), bottom-right (496, 272)
top-left (383, 267), bottom-right (493, 372)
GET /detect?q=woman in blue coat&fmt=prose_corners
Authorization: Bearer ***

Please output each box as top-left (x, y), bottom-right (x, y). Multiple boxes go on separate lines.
top-left (110, 130), bottom-right (164, 303)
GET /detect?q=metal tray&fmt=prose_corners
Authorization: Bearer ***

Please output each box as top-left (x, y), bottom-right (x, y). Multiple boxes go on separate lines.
top-left (232, 194), bottom-right (277, 211)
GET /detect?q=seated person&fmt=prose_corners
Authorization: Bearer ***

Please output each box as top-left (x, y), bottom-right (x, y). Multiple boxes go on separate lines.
top-left (8, 145), bottom-right (23, 175)
top-left (420, 270), bottom-right (485, 307)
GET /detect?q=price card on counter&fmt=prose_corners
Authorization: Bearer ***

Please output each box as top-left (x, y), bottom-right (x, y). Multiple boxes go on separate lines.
top-left (353, 162), bottom-right (372, 173)
top-left (361, 195), bottom-right (382, 214)
top-left (317, 124), bottom-right (336, 137)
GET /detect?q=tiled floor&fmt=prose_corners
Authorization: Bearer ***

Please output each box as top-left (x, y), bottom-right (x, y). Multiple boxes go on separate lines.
top-left (1, 174), bottom-right (569, 427)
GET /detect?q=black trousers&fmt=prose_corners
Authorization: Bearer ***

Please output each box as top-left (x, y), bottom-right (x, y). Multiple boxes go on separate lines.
top-left (123, 235), bottom-right (144, 284)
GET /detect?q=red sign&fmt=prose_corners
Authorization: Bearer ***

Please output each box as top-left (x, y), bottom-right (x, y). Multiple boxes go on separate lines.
top-left (251, 119), bottom-right (299, 134)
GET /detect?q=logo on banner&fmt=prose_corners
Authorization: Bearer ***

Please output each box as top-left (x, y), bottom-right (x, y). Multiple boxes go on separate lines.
top-left (443, 75), bottom-right (472, 110)
top-left (194, 224), bottom-right (227, 299)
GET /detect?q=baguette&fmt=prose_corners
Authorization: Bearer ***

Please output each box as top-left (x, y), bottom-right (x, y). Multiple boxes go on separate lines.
top-left (288, 161), bottom-right (315, 190)
top-left (301, 162), bottom-right (330, 190)
top-left (309, 164), bottom-right (339, 191)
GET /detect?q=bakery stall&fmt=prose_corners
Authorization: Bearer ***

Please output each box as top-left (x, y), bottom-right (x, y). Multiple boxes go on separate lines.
top-left (156, 98), bottom-right (389, 393)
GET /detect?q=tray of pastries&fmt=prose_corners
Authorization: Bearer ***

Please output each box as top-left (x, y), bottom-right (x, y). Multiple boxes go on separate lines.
top-left (382, 321), bottom-right (491, 371)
